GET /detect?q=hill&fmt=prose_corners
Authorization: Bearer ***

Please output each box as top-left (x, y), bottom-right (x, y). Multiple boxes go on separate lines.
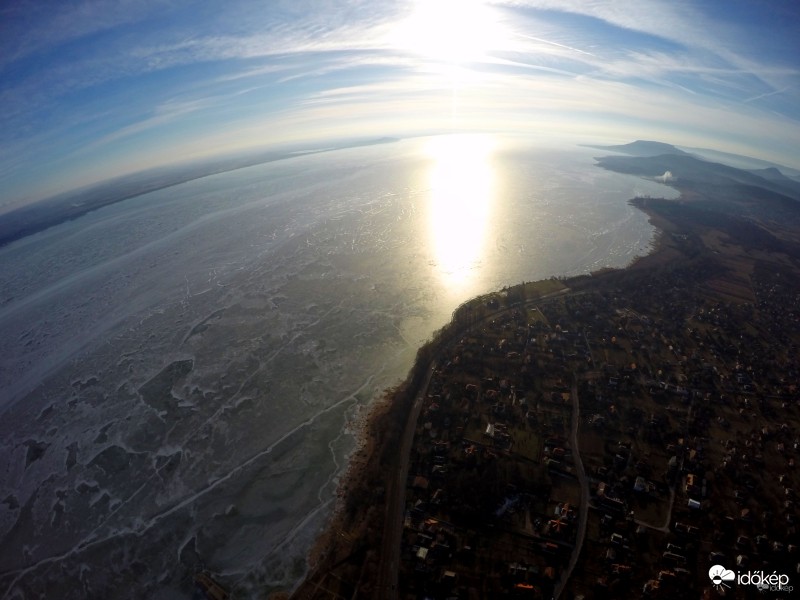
top-left (747, 167), bottom-right (800, 199)
top-left (681, 146), bottom-right (800, 178)
top-left (594, 153), bottom-right (800, 238)
top-left (584, 140), bottom-right (690, 157)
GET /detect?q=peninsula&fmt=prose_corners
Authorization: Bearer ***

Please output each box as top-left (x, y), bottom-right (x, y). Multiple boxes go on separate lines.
top-left (286, 143), bottom-right (800, 600)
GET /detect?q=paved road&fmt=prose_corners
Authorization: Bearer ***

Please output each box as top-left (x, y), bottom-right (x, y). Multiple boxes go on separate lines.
top-left (375, 364), bottom-right (435, 599)
top-left (553, 376), bottom-right (590, 599)
top-left (375, 287), bottom-right (574, 599)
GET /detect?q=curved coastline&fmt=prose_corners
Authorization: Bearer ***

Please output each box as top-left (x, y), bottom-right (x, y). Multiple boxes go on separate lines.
top-left (288, 143), bottom-right (800, 596)
top-left (287, 189), bottom-right (681, 599)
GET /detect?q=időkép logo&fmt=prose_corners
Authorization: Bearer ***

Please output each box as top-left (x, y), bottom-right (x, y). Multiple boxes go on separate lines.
top-left (709, 564), bottom-right (792, 593)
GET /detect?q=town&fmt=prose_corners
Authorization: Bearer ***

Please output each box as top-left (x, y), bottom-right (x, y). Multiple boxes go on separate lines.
top-left (289, 151), bottom-right (800, 600)
top-left (396, 264), bottom-right (799, 598)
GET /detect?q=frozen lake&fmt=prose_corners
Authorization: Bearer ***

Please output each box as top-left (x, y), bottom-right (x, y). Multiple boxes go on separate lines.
top-left (0, 135), bottom-right (677, 598)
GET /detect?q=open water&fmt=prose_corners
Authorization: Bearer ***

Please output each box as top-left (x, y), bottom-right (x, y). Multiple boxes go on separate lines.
top-left (0, 135), bottom-right (678, 598)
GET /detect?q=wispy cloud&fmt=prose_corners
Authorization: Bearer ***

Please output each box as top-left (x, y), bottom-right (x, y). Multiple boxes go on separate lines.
top-left (0, 0), bottom-right (175, 67)
top-left (744, 87), bottom-right (792, 104)
top-left (512, 32), bottom-right (596, 57)
top-left (503, 0), bottom-right (800, 99)
top-left (1, 0), bottom-right (799, 204)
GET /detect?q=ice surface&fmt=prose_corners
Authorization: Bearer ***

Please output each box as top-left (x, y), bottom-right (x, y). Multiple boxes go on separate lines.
top-left (0, 138), bottom-right (677, 598)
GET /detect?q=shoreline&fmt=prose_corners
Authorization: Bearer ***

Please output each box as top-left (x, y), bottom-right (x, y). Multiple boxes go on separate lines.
top-left (290, 191), bottom-right (684, 598)
top-left (269, 141), bottom-right (800, 596)
top-left (306, 393), bottom-right (394, 571)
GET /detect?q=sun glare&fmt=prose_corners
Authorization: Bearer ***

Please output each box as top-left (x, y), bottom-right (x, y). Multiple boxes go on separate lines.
top-left (395, 0), bottom-right (506, 69)
top-left (427, 134), bottom-right (495, 289)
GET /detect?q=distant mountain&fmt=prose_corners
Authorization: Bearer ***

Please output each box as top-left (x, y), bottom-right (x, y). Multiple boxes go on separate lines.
top-left (595, 150), bottom-right (800, 227)
top-left (596, 152), bottom-right (800, 200)
top-left (749, 167), bottom-right (800, 186)
top-left (753, 167), bottom-right (786, 179)
top-left (680, 146), bottom-right (800, 178)
top-left (746, 167), bottom-right (800, 201)
top-left (585, 140), bottom-right (691, 157)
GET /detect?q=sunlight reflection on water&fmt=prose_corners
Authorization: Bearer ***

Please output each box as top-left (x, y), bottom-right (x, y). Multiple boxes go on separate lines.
top-left (426, 134), bottom-right (495, 291)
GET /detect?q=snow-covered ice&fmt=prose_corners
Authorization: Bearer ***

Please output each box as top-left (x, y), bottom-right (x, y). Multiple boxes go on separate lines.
top-left (0, 138), bottom-right (677, 598)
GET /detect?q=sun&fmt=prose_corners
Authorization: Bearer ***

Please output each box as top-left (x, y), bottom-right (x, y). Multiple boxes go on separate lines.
top-left (394, 0), bottom-right (507, 68)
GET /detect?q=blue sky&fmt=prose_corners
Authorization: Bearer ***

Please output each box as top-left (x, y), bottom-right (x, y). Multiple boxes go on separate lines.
top-left (1, 0), bottom-right (799, 207)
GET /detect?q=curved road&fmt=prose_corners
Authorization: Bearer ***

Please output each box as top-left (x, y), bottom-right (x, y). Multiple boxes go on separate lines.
top-left (375, 288), bottom-right (573, 599)
top-left (553, 376), bottom-right (590, 599)
top-left (376, 364), bottom-right (435, 599)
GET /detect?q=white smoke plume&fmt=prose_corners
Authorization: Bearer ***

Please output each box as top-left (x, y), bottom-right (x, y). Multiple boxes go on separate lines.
top-left (657, 170), bottom-right (675, 183)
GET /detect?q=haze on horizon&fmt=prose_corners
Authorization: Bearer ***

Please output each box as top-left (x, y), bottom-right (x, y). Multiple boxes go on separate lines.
top-left (2, 0), bottom-right (799, 209)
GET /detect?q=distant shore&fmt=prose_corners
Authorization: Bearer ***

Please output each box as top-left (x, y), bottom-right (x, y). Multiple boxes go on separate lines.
top-left (0, 137), bottom-right (399, 249)
top-left (286, 175), bottom-right (693, 598)
top-left (287, 208), bottom-right (678, 598)
top-left (288, 144), bottom-right (800, 597)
